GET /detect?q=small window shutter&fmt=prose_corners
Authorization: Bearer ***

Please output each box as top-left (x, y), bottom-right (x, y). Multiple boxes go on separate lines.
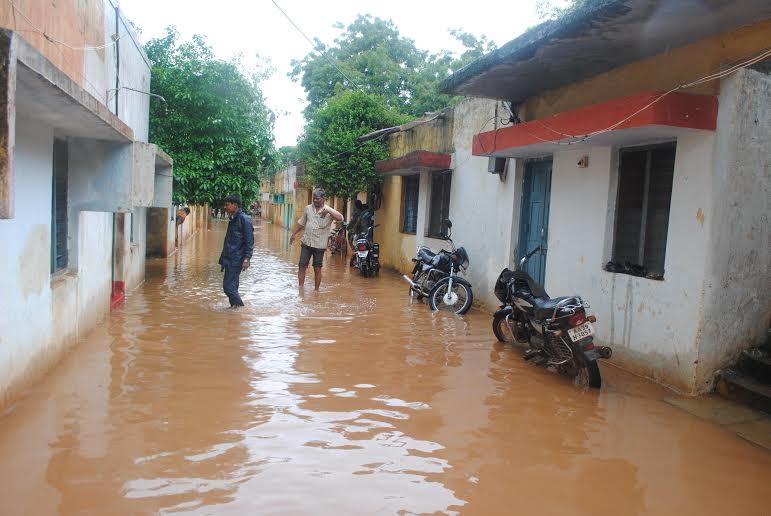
top-left (643, 147), bottom-right (675, 274)
top-left (613, 150), bottom-right (647, 265)
top-left (402, 175), bottom-right (419, 233)
top-left (440, 172), bottom-right (452, 223)
top-left (428, 171), bottom-right (452, 237)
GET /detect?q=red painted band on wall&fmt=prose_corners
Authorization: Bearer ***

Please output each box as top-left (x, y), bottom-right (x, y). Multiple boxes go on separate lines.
top-left (473, 91), bottom-right (718, 156)
top-left (376, 150), bottom-right (452, 174)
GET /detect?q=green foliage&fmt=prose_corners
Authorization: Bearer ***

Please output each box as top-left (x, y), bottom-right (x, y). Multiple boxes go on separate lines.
top-left (297, 90), bottom-right (407, 198)
top-left (145, 27), bottom-right (278, 205)
top-left (278, 145), bottom-right (299, 167)
top-left (535, 0), bottom-right (587, 19)
top-left (290, 15), bottom-right (496, 119)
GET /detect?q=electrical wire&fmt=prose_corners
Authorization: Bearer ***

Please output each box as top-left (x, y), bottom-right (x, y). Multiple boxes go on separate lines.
top-left (7, 0), bottom-right (122, 51)
top-left (270, 0), bottom-right (461, 162)
top-left (475, 46), bottom-right (771, 152)
top-left (473, 115), bottom-right (498, 156)
top-left (107, 86), bottom-right (167, 104)
top-left (269, 0), bottom-right (365, 93)
top-left (6, 0), bottom-right (113, 103)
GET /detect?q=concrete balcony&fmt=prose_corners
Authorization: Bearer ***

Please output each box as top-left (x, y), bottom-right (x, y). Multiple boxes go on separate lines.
top-left (0, 29), bottom-right (173, 218)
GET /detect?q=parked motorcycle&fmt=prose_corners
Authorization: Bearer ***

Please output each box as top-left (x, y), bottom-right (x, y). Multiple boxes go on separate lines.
top-left (402, 220), bottom-right (473, 314)
top-left (492, 246), bottom-right (612, 388)
top-left (352, 215), bottom-right (380, 277)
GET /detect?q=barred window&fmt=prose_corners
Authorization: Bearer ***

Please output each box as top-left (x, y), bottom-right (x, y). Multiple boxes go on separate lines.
top-left (427, 170), bottom-right (452, 238)
top-left (612, 143), bottom-right (676, 277)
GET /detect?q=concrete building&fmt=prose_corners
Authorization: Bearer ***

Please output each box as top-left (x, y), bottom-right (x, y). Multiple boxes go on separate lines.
top-left (263, 163), bottom-right (326, 229)
top-left (0, 1), bottom-right (173, 407)
top-left (376, 0), bottom-right (770, 394)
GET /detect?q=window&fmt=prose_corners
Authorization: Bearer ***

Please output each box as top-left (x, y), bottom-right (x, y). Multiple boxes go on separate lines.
top-left (611, 143), bottom-right (676, 277)
top-left (401, 175), bottom-right (419, 234)
top-left (427, 170), bottom-right (452, 238)
top-left (129, 211), bottom-right (135, 243)
top-left (51, 139), bottom-right (69, 273)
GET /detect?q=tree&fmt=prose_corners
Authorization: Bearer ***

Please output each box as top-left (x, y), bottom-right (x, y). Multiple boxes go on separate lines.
top-left (290, 15), bottom-right (496, 119)
top-left (297, 90), bottom-right (407, 199)
top-left (145, 27), bottom-right (278, 205)
top-left (535, 0), bottom-right (587, 20)
top-left (278, 145), bottom-right (300, 167)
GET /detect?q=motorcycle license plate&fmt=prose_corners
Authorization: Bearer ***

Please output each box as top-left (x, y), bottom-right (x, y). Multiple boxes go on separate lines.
top-left (357, 251), bottom-right (369, 258)
top-left (568, 322), bottom-right (595, 342)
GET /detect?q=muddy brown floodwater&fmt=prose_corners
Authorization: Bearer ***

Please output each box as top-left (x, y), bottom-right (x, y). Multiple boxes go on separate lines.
top-left (1, 221), bottom-right (770, 515)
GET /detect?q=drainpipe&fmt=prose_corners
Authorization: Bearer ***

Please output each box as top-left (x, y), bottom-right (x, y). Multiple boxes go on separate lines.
top-left (114, 4), bottom-right (120, 116)
top-left (111, 212), bottom-right (116, 303)
top-left (111, 4), bottom-right (121, 309)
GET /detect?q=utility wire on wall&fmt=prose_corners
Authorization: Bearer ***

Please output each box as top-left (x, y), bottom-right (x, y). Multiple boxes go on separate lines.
top-left (7, 0), bottom-right (122, 51)
top-left (475, 46), bottom-right (771, 153)
top-left (6, 0), bottom-right (116, 103)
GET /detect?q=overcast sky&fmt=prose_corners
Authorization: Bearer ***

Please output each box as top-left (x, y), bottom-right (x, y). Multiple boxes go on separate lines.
top-left (120, 0), bottom-right (543, 147)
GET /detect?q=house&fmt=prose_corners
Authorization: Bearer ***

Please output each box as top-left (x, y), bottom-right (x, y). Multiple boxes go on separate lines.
top-left (376, 0), bottom-right (770, 393)
top-left (262, 162), bottom-right (358, 230)
top-left (0, 1), bottom-right (174, 407)
top-left (263, 165), bottom-right (296, 228)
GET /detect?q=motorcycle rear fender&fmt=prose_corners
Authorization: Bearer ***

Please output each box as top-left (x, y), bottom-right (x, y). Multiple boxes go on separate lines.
top-left (431, 275), bottom-right (472, 293)
top-left (494, 306), bottom-right (513, 317)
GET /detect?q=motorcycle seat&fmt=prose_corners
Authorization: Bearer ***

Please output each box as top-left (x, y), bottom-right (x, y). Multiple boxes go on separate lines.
top-left (418, 248), bottom-right (436, 262)
top-left (531, 296), bottom-right (579, 320)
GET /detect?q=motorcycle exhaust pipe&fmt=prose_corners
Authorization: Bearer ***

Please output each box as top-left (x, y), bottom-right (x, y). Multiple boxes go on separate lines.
top-left (402, 275), bottom-right (428, 296)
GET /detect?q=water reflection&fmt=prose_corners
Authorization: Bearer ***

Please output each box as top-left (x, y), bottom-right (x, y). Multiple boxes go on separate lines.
top-left (0, 221), bottom-right (769, 515)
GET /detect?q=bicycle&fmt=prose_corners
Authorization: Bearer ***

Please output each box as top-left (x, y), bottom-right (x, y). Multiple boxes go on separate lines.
top-left (327, 222), bottom-right (348, 257)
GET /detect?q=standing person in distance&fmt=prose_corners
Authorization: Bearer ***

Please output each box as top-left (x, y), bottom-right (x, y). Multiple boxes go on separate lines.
top-left (289, 188), bottom-right (343, 290)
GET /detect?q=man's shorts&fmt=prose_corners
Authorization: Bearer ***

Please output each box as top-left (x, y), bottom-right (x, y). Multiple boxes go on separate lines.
top-left (299, 244), bottom-right (325, 268)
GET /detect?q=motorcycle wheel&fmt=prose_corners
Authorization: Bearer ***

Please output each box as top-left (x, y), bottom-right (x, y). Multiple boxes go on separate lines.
top-left (569, 360), bottom-right (602, 389)
top-left (429, 279), bottom-right (473, 315)
top-left (492, 314), bottom-right (516, 343)
top-left (360, 264), bottom-right (369, 277)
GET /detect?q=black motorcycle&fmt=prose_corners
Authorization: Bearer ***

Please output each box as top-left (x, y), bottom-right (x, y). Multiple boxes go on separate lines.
top-left (492, 246), bottom-right (612, 388)
top-left (403, 220), bottom-right (473, 314)
top-left (352, 215), bottom-right (380, 278)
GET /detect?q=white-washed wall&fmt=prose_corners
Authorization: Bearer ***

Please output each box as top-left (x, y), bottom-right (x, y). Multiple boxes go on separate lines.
top-left (413, 98), bottom-right (518, 310)
top-left (697, 69), bottom-right (771, 388)
top-left (0, 117), bottom-right (112, 405)
top-left (0, 116), bottom-right (55, 404)
top-left (544, 135), bottom-right (713, 392)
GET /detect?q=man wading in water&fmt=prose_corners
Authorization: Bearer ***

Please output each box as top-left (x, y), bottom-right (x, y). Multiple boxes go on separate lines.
top-left (289, 188), bottom-right (343, 290)
top-left (218, 195), bottom-right (254, 307)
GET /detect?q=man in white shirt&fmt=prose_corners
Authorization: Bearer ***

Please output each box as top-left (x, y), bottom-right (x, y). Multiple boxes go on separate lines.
top-left (289, 188), bottom-right (343, 290)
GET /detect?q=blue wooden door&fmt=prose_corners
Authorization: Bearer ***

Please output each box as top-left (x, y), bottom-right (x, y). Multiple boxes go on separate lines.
top-left (518, 160), bottom-right (552, 285)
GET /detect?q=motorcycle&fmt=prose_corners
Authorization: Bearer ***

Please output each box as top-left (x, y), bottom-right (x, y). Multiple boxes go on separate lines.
top-left (352, 214), bottom-right (380, 277)
top-left (492, 246), bottom-right (612, 388)
top-left (402, 220), bottom-right (473, 315)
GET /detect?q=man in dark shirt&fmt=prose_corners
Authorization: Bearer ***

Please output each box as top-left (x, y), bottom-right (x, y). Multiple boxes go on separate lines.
top-left (218, 195), bottom-right (254, 307)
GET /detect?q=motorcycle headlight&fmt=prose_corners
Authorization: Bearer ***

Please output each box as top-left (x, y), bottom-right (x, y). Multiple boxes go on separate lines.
top-left (456, 247), bottom-right (470, 270)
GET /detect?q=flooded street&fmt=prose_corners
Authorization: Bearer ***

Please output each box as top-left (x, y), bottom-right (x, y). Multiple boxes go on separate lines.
top-left (1, 221), bottom-right (769, 515)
